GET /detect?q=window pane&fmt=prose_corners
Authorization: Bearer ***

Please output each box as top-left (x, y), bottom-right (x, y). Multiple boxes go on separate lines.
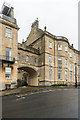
top-left (26, 56), bottom-right (29, 62)
top-left (5, 67), bottom-right (11, 79)
top-left (49, 41), bottom-right (52, 48)
top-left (49, 56), bottom-right (52, 66)
top-left (70, 64), bottom-right (72, 71)
top-left (6, 48), bottom-right (11, 61)
top-left (18, 53), bottom-right (20, 60)
top-left (6, 28), bottom-right (12, 38)
top-left (78, 67), bottom-right (79, 74)
top-left (58, 70), bottom-right (62, 79)
top-left (58, 58), bottom-right (62, 67)
top-left (65, 71), bottom-right (67, 80)
top-left (70, 52), bottom-right (72, 58)
top-left (35, 58), bottom-right (37, 63)
top-left (49, 69), bottom-right (52, 79)
top-left (65, 59), bottom-right (67, 67)
top-left (58, 44), bottom-right (62, 50)
top-left (65, 45), bottom-right (68, 52)
top-left (70, 73), bottom-right (72, 81)
top-left (74, 56), bottom-right (76, 61)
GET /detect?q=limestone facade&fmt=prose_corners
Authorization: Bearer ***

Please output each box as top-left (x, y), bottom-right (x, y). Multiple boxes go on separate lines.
top-left (0, 3), bottom-right (80, 90)
top-left (18, 19), bottom-right (80, 86)
top-left (0, 2), bottom-right (19, 90)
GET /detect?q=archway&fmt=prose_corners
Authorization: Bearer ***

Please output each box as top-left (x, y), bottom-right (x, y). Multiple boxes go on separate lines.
top-left (18, 66), bottom-right (38, 86)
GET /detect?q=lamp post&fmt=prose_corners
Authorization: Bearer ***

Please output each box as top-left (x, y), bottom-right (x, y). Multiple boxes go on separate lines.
top-left (75, 63), bottom-right (77, 88)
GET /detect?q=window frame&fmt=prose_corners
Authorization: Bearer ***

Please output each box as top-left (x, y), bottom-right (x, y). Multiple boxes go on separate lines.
top-left (70, 63), bottom-right (72, 71)
top-left (49, 56), bottom-right (52, 66)
top-left (26, 55), bottom-right (29, 62)
top-left (58, 58), bottom-right (62, 67)
top-left (35, 57), bottom-right (37, 64)
top-left (70, 52), bottom-right (72, 58)
top-left (70, 73), bottom-right (72, 82)
top-left (49, 41), bottom-right (52, 49)
top-left (65, 45), bottom-right (68, 52)
top-left (18, 53), bottom-right (20, 60)
top-left (6, 47), bottom-right (11, 61)
top-left (78, 67), bottom-right (79, 74)
top-left (65, 59), bottom-right (67, 68)
top-left (49, 69), bottom-right (52, 79)
top-left (5, 67), bottom-right (11, 79)
top-left (58, 70), bottom-right (62, 79)
top-left (65, 71), bottom-right (67, 80)
top-left (74, 56), bottom-right (76, 61)
top-left (58, 44), bottom-right (62, 51)
top-left (5, 27), bottom-right (12, 38)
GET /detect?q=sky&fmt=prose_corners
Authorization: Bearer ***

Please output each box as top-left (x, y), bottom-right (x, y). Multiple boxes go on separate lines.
top-left (0, 0), bottom-right (79, 50)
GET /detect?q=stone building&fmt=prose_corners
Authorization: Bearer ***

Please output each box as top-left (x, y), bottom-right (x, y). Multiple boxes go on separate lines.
top-left (0, 3), bottom-right (80, 90)
top-left (18, 19), bottom-right (80, 87)
top-left (0, 2), bottom-right (19, 90)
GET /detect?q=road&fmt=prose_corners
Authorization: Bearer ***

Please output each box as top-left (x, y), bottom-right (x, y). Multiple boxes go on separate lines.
top-left (2, 88), bottom-right (79, 118)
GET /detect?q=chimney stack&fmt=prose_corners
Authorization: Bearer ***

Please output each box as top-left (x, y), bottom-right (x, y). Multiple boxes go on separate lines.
top-left (71, 44), bottom-right (73, 48)
top-left (31, 18), bottom-right (39, 30)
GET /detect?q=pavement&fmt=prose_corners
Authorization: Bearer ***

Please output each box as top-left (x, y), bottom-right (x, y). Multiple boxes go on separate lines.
top-left (0, 85), bottom-right (78, 97)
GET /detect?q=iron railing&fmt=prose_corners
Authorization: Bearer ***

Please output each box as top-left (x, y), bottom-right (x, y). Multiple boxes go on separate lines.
top-left (0, 55), bottom-right (15, 62)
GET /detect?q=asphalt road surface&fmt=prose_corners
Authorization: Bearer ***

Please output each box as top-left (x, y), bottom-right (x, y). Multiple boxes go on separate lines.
top-left (2, 88), bottom-right (79, 118)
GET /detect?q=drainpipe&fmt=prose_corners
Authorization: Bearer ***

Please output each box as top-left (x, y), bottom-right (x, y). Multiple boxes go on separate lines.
top-left (75, 63), bottom-right (77, 88)
top-left (54, 38), bottom-right (55, 84)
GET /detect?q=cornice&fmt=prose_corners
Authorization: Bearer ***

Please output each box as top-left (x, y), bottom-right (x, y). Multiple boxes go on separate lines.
top-left (0, 19), bottom-right (19, 30)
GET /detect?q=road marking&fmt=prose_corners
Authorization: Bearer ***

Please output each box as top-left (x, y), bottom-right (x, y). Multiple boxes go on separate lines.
top-left (15, 90), bottom-right (56, 98)
top-left (57, 89), bottom-right (62, 91)
top-left (63, 89), bottom-right (69, 91)
top-left (15, 89), bottom-right (76, 98)
top-left (16, 95), bottom-right (21, 98)
top-left (16, 96), bottom-right (26, 101)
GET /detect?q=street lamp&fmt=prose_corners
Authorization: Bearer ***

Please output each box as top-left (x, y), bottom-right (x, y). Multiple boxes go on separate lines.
top-left (75, 63), bottom-right (77, 88)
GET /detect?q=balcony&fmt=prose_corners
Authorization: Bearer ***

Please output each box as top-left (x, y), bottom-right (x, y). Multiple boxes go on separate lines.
top-left (0, 55), bottom-right (15, 64)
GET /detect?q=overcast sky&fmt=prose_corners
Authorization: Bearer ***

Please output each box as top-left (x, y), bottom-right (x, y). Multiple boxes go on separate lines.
top-left (0, 0), bottom-right (79, 50)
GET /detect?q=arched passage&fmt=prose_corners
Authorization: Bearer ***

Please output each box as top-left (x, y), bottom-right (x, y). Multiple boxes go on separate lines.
top-left (22, 73), bottom-right (28, 86)
top-left (18, 66), bottom-right (38, 86)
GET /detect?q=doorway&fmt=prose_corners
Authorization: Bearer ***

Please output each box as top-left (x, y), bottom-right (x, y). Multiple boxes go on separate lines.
top-left (22, 73), bottom-right (28, 86)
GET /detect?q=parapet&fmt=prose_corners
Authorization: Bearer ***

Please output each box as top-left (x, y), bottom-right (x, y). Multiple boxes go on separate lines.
top-left (0, 2), bottom-right (16, 24)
